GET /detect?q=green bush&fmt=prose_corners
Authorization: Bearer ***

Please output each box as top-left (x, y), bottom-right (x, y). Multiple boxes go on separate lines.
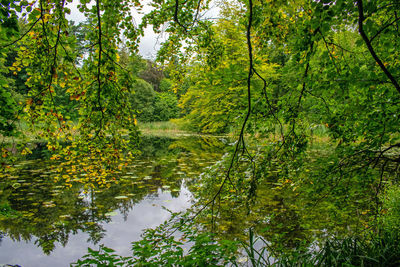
top-left (381, 184), bottom-right (400, 232)
top-left (159, 78), bottom-right (172, 93)
top-left (130, 79), bottom-right (179, 123)
top-left (130, 79), bottom-right (156, 122)
top-left (153, 92), bottom-right (179, 121)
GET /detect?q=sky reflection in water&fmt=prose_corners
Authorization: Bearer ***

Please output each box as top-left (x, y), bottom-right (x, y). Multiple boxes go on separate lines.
top-left (0, 136), bottom-right (226, 267)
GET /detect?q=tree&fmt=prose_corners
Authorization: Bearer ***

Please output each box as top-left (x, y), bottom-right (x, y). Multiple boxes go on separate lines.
top-left (130, 78), bottom-right (156, 122)
top-left (0, 1), bottom-right (19, 137)
top-left (138, 60), bottom-right (165, 92)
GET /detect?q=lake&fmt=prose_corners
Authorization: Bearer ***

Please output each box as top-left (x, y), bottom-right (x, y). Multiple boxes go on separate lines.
top-left (0, 136), bottom-right (228, 266)
top-left (0, 135), bottom-right (373, 266)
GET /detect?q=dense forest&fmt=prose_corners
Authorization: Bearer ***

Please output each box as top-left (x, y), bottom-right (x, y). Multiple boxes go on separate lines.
top-left (1, 0), bottom-right (400, 266)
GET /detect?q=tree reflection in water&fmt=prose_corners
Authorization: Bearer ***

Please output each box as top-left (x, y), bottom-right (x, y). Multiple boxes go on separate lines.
top-left (0, 136), bottom-right (227, 254)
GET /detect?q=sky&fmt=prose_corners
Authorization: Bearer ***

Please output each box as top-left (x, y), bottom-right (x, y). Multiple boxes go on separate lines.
top-left (64, 0), bottom-right (220, 59)
top-left (65, 1), bottom-right (164, 59)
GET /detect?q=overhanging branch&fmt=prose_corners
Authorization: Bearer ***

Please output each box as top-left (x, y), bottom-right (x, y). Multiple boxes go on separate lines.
top-left (356, 0), bottom-right (400, 95)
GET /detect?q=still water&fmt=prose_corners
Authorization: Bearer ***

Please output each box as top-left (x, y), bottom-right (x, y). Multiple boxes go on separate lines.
top-left (0, 136), bottom-right (227, 267)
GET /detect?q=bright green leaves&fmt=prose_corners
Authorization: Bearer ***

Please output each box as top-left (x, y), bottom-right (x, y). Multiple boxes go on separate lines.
top-left (72, 211), bottom-right (238, 266)
top-left (0, 1), bottom-right (144, 189)
top-left (173, 5), bottom-right (269, 134)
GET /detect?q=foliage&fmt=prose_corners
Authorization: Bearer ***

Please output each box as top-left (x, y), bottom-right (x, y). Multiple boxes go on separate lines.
top-left (159, 78), bottom-right (172, 93)
top-left (153, 92), bottom-right (179, 121)
top-left (138, 60), bottom-right (164, 92)
top-left (0, 0), bottom-right (142, 186)
top-left (273, 231), bottom-right (400, 267)
top-left (1, 0), bottom-right (400, 265)
top-left (130, 78), bottom-right (156, 122)
top-left (129, 79), bottom-right (178, 122)
top-left (0, 1), bottom-right (19, 137)
top-left (380, 184), bottom-right (400, 232)
top-left (72, 211), bottom-right (238, 266)
top-left (72, 245), bottom-right (131, 267)
top-left (173, 3), bottom-right (272, 134)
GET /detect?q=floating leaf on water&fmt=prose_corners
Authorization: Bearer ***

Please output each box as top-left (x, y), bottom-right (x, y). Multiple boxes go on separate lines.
top-left (105, 211), bottom-right (118, 217)
top-left (238, 257), bottom-right (248, 263)
top-left (12, 183), bottom-right (21, 189)
top-left (114, 196), bottom-right (128, 199)
top-left (43, 201), bottom-right (56, 208)
top-left (30, 169), bottom-right (44, 173)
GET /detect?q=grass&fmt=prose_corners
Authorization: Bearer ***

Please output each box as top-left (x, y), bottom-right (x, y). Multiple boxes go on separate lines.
top-left (138, 121), bottom-right (189, 137)
top-left (137, 121), bottom-right (229, 138)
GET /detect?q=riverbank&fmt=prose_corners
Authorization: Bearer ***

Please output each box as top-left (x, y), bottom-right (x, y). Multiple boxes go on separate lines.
top-left (138, 121), bottom-right (230, 139)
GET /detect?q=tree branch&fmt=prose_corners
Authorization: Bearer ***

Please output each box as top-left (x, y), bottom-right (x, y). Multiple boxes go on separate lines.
top-left (0, 17), bottom-right (41, 50)
top-left (357, 0), bottom-right (400, 95)
top-left (95, 0), bottom-right (104, 133)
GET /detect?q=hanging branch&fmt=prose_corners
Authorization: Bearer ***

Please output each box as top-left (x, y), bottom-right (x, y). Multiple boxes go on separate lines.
top-left (0, 17), bottom-right (41, 50)
top-left (189, 0), bottom-right (255, 227)
top-left (370, 16), bottom-right (400, 42)
top-left (39, 0), bottom-right (66, 131)
top-left (356, 0), bottom-right (400, 95)
top-left (95, 0), bottom-right (105, 132)
top-left (174, 0), bottom-right (188, 33)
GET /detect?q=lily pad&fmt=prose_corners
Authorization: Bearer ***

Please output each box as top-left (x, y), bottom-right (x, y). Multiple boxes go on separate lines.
top-left (12, 183), bottom-right (21, 189)
top-left (114, 196), bottom-right (129, 199)
top-left (105, 211), bottom-right (118, 217)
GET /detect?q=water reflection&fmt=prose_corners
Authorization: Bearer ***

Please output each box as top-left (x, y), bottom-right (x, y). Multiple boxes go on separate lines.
top-left (0, 136), bottom-right (227, 266)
